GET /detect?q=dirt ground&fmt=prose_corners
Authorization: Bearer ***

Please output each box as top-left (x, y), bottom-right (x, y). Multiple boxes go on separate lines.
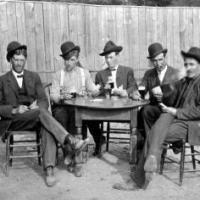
top-left (0, 133), bottom-right (200, 200)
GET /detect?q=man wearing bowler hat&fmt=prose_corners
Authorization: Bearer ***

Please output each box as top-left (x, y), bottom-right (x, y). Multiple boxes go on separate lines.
top-left (113, 46), bottom-right (200, 190)
top-left (0, 41), bottom-right (87, 187)
top-left (137, 43), bottom-right (179, 147)
top-left (94, 40), bottom-right (139, 155)
top-left (96, 40), bottom-right (138, 98)
top-left (50, 41), bottom-right (101, 175)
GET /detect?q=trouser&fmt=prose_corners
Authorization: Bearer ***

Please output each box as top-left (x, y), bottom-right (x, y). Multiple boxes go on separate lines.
top-left (52, 105), bottom-right (102, 153)
top-left (141, 104), bottom-right (162, 137)
top-left (8, 108), bottom-right (69, 169)
top-left (134, 112), bottom-right (188, 187)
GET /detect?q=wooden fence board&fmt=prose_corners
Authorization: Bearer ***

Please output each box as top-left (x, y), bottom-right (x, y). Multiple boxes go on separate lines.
top-left (24, 2), bottom-right (37, 71)
top-left (1, 2), bottom-right (200, 82)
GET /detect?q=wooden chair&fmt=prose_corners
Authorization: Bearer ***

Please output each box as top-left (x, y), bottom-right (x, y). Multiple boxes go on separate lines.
top-left (160, 139), bottom-right (200, 186)
top-left (4, 83), bottom-right (52, 176)
top-left (103, 122), bottom-right (130, 151)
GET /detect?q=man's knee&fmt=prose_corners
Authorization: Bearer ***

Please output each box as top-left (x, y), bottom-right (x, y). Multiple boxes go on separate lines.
top-left (166, 120), bottom-right (188, 142)
top-left (14, 109), bottom-right (40, 122)
top-left (142, 105), bottom-right (160, 119)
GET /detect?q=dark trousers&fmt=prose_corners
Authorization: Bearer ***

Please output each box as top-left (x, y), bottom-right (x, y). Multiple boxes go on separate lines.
top-left (8, 108), bottom-right (69, 169)
top-left (134, 111), bottom-right (188, 187)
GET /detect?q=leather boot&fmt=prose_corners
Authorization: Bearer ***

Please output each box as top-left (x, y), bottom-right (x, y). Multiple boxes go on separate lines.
top-left (45, 166), bottom-right (57, 187)
top-left (73, 164), bottom-right (83, 177)
top-left (64, 135), bottom-right (89, 151)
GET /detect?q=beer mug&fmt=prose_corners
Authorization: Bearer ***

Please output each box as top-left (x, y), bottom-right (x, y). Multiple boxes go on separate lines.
top-left (138, 85), bottom-right (146, 99)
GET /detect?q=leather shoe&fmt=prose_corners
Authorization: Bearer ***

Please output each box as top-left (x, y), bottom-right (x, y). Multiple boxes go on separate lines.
top-left (66, 162), bottom-right (75, 173)
top-left (64, 135), bottom-right (89, 151)
top-left (73, 165), bottom-right (83, 177)
top-left (45, 166), bottom-right (57, 187)
top-left (112, 181), bottom-right (140, 191)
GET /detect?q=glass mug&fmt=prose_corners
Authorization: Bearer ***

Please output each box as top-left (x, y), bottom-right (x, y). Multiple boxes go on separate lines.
top-left (138, 85), bottom-right (146, 99)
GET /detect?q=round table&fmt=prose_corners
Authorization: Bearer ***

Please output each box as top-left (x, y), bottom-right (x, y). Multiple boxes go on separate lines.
top-left (62, 97), bottom-right (148, 167)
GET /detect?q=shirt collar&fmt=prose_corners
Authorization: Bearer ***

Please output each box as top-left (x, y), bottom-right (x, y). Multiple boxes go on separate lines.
top-left (109, 65), bottom-right (118, 71)
top-left (12, 70), bottom-right (24, 78)
top-left (156, 65), bottom-right (168, 75)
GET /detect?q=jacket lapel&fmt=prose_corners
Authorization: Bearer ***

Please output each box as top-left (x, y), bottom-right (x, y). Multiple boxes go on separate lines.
top-left (162, 66), bottom-right (171, 84)
top-left (23, 70), bottom-right (33, 96)
top-left (116, 65), bottom-right (122, 87)
top-left (7, 71), bottom-right (19, 97)
top-left (152, 68), bottom-right (160, 86)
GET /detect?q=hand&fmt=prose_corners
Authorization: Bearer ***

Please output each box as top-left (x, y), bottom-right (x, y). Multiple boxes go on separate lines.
top-left (29, 101), bottom-right (39, 110)
top-left (104, 83), bottom-right (111, 90)
top-left (12, 105), bottom-right (29, 114)
top-left (112, 88), bottom-right (128, 97)
top-left (63, 93), bottom-right (73, 100)
top-left (131, 90), bottom-right (142, 101)
top-left (151, 86), bottom-right (163, 102)
top-left (159, 103), bottom-right (177, 116)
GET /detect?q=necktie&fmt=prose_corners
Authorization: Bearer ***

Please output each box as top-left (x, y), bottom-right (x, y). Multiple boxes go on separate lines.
top-left (17, 75), bottom-right (24, 78)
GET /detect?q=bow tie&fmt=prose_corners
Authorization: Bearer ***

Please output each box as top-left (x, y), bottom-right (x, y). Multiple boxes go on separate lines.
top-left (17, 75), bottom-right (24, 78)
top-left (110, 68), bottom-right (116, 71)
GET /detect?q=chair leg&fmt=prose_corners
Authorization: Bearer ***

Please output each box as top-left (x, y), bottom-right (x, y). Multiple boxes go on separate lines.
top-left (5, 137), bottom-right (10, 176)
top-left (9, 135), bottom-right (13, 166)
top-left (160, 147), bottom-right (167, 175)
top-left (106, 122), bottom-right (110, 151)
top-left (36, 133), bottom-right (42, 166)
top-left (179, 141), bottom-right (185, 186)
top-left (190, 145), bottom-right (196, 170)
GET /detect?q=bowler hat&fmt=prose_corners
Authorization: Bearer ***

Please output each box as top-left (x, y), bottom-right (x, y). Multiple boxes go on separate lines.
top-left (99, 40), bottom-right (123, 56)
top-left (60, 41), bottom-right (80, 57)
top-left (147, 43), bottom-right (167, 59)
top-left (6, 41), bottom-right (27, 61)
top-left (181, 47), bottom-right (200, 63)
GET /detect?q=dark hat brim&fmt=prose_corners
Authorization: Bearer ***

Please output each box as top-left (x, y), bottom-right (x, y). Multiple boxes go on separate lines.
top-left (147, 48), bottom-right (167, 59)
top-left (99, 46), bottom-right (123, 56)
top-left (6, 45), bottom-right (27, 61)
top-left (181, 50), bottom-right (200, 63)
top-left (60, 46), bottom-right (80, 57)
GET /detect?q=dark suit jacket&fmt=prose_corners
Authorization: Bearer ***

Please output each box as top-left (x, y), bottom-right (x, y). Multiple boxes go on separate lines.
top-left (141, 66), bottom-right (179, 105)
top-left (0, 70), bottom-right (48, 136)
top-left (95, 65), bottom-right (138, 96)
top-left (162, 75), bottom-right (200, 145)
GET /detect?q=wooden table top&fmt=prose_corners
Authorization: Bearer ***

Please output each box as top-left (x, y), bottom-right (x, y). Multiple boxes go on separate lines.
top-left (62, 97), bottom-right (148, 110)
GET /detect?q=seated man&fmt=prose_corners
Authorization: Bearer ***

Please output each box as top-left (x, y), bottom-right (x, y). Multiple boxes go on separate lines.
top-left (50, 41), bottom-right (101, 175)
top-left (96, 40), bottom-right (138, 98)
top-left (138, 43), bottom-right (179, 139)
top-left (94, 40), bottom-right (139, 155)
top-left (0, 41), bottom-right (87, 187)
top-left (114, 46), bottom-right (200, 190)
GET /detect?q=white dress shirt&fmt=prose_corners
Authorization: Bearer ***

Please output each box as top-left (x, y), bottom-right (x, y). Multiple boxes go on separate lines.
top-left (12, 70), bottom-right (24, 88)
top-left (157, 66), bottom-right (168, 83)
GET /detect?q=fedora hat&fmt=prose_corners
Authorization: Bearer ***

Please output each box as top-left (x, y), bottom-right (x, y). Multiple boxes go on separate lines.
top-left (147, 43), bottom-right (167, 59)
top-left (99, 40), bottom-right (123, 56)
top-left (181, 47), bottom-right (200, 63)
top-left (60, 41), bottom-right (80, 58)
top-left (6, 41), bottom-right (27, 61)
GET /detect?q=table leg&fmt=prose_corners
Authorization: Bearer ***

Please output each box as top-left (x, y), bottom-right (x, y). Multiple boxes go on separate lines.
top-left (129, 109), bottom-right (138, 172)
top-left (75, 127), bottom-right (82, 139)
top-left (130, 128), bottom-right (137, 170)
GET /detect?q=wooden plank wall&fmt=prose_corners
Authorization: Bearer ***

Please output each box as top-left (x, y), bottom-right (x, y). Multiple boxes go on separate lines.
top-left (0, 1), bottom-right (200, 83)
